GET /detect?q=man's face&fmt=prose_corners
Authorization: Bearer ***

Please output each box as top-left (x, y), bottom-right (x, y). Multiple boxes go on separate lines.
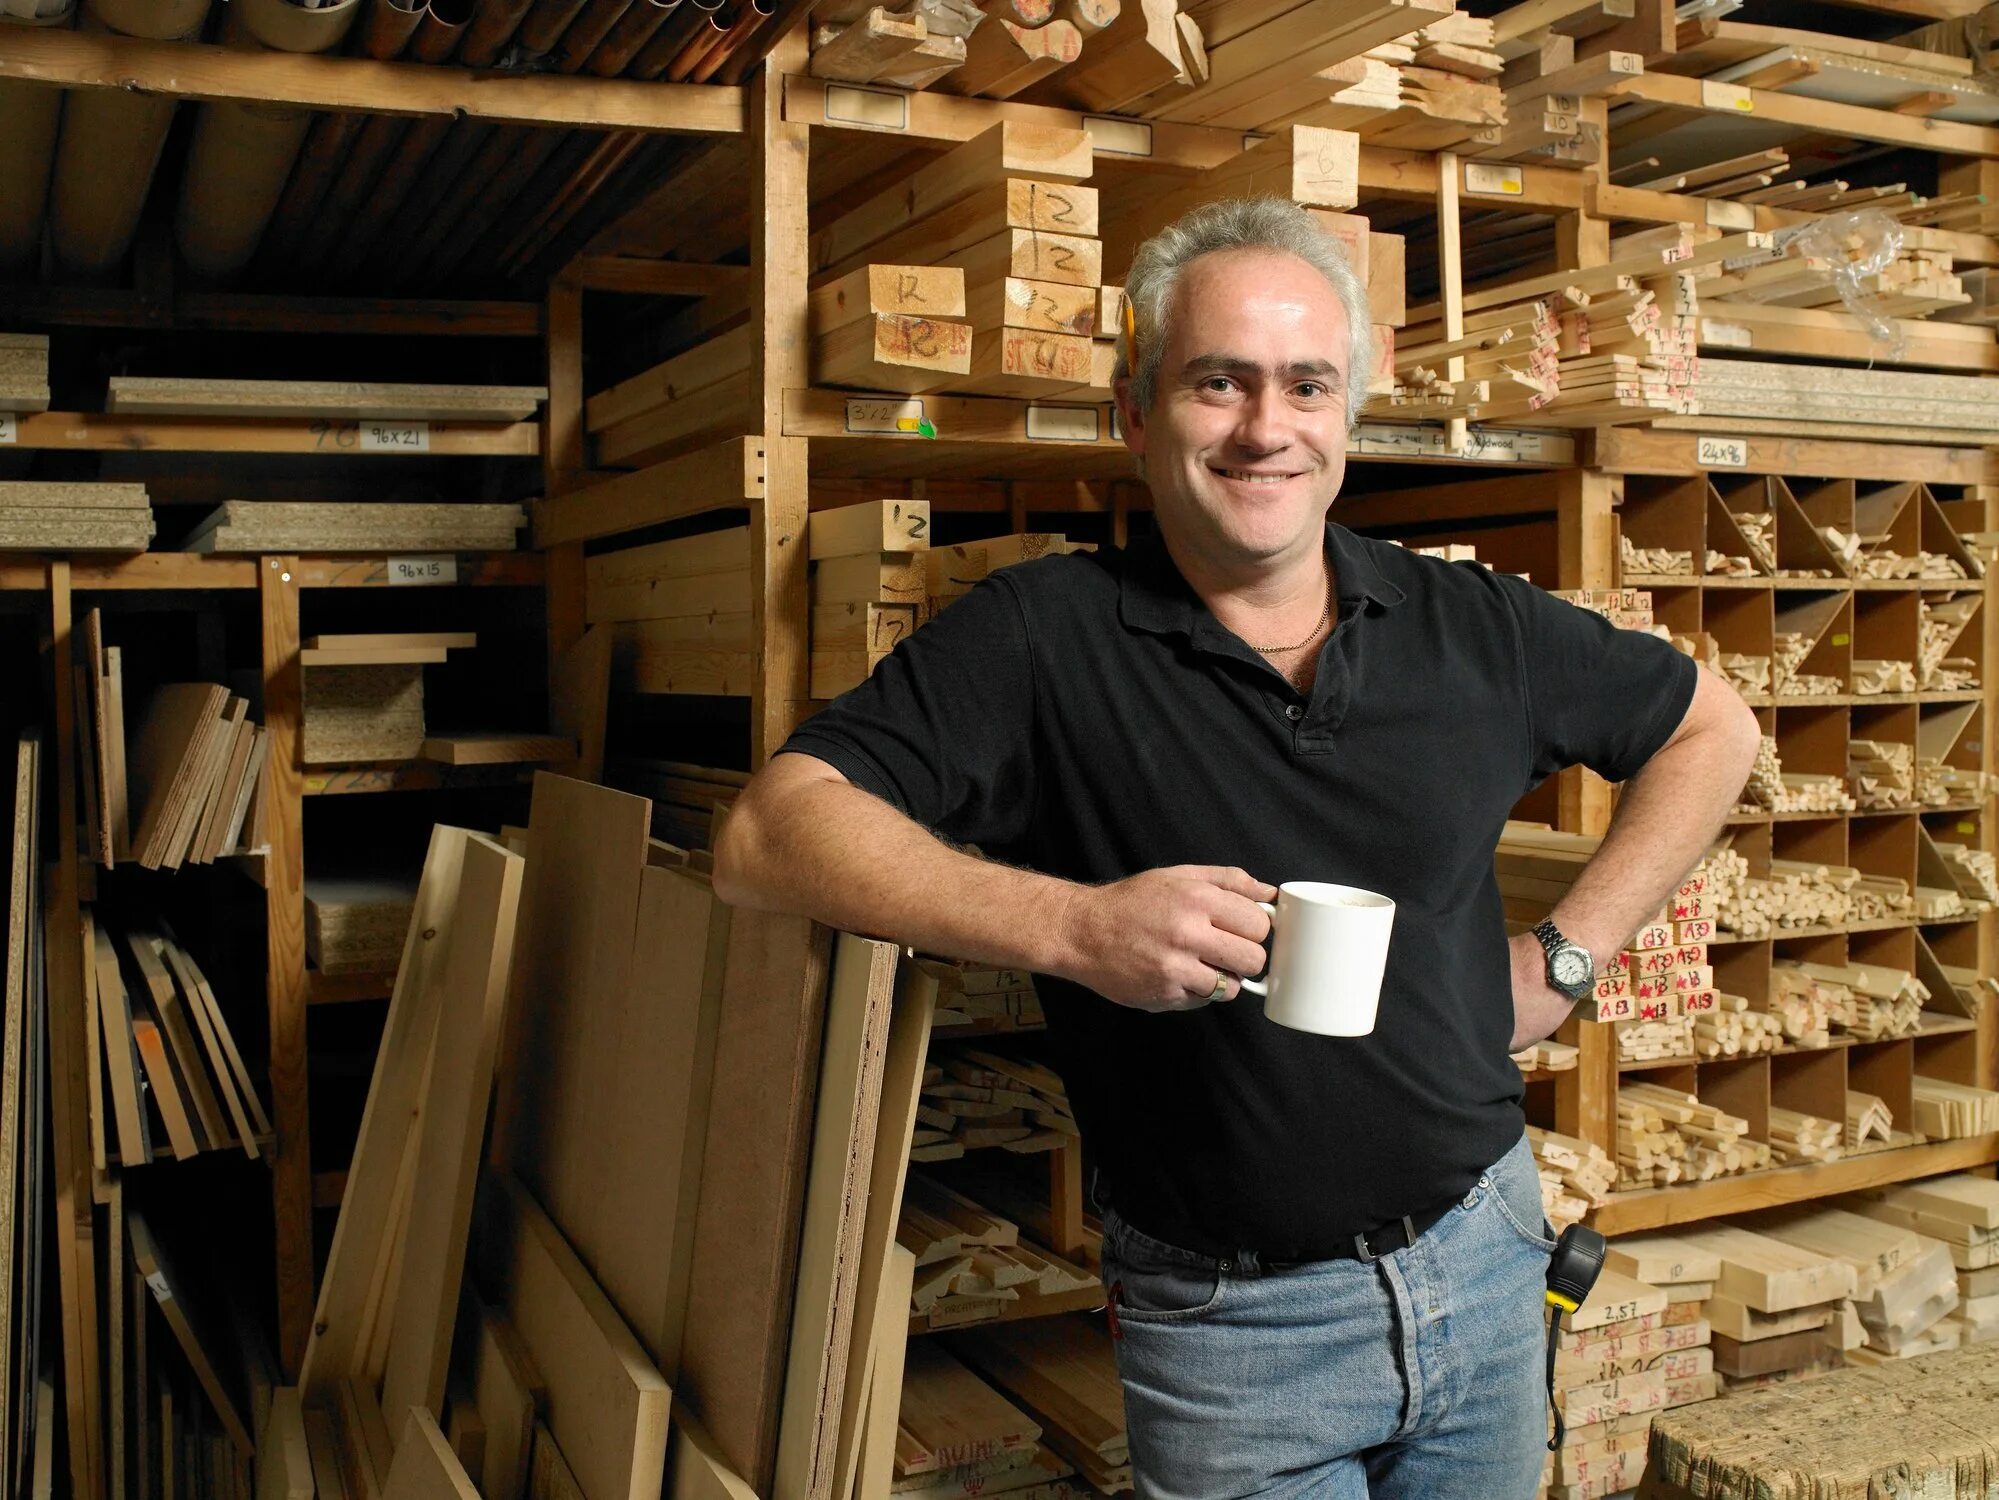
top-left (1116, 248), bottom-right (1352, 567)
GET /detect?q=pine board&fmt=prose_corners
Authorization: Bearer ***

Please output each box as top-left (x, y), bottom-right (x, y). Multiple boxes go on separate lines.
top-left (106, 378), bottom-right (546, 423)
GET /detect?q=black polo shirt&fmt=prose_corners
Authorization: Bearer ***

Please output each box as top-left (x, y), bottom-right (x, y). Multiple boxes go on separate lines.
top-left (778, 522), bottom-right (1697, 1259)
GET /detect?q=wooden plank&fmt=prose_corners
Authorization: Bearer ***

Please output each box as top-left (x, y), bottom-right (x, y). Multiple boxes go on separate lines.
top-left (303, 634), bottom-right (477, 653)
top-left (830, 964), bottom-right (937, 1499)
top-left (773, 936), bottom-right (900, 1500)
top-left (1607, 70), bottom-right (1999, 158)
top-left (417, 735), bottom-right (575, 767)
top-left (89, 925), bottom-right (149, 1169)
top-left (666, 1408), bottom-right (758, 1500)
top-left (120, 932), bottom-right (230, 1152)
top-left (128, 1209), bottom-right (254, 1453)
top-left (462, 1290), bottom-right (540, 1500)
top-left (470, 1173), bottom-right (671, 1500)
top-left (380, 1410), bottom-right (479, 1500)
top-left (255, 1390), bottom-right (313, 1500)
top-left (531, 440), bottom-right (766, 550)
top-left (677, 905), bottom-right (831, 1492)
top-left (807, 500), bottom-right (933, 560)
top-left (0, 27), bottom-right (745, 135)
top-left (549, 627), bottom-right (611, 784)
top-left (0, 413), bottom-right (539, 458)
top-left (108, 379), bottom-right (545, 425)
top-left (299, 825), bottom-right (474, 1403)
top-left (0, 736), bottom-right (31, 1486)
top-left (378, 833), bottom-right (524, 1430)
top-left (854, 1247), bottom-right (915, 1499)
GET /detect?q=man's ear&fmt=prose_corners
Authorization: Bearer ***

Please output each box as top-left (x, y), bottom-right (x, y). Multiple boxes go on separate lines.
top-left (1112, 377), bottom-right (1145, 458)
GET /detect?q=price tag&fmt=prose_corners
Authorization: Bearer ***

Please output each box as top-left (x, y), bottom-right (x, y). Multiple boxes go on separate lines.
top-left (360, 419), bottom-right (429, 453)
top-left (0, 415), bottom-right (14, 444)
top-left (1960, 821), bottom-right (1978, 835)
top-left (1695, 434), bottom-right (1748, 469)
top-left (1084, 115), bottom-right (1152, 157)
top-left (1110, 406), bottom-right (1124, 441)
top-left (823, 84), bottom-right (906, 131)
top-left (1831, 633), bottom-right (1850, 647)
top-left (388, 555), bottom-right (458, 586)
top-left (1701, 319), bottom-right (1752, 349)
top-left (1464, 162), bottom-right (1524, 197)
top-left (1024, 405), bottom-right (1099, 442)
top-left (844, 397), bottom-right (932, 436)
top-left (1701, 80), bottom-right (1755, 112)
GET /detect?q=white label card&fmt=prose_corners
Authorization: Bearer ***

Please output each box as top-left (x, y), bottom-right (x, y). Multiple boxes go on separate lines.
top-left (360, 419), bottom-right (430, 453)
top-left (845, 397), bottom-right (928, 435)
top-left (1464, 162), bottom-right (1523, 197)
top-left (1024, 405), bottom-right (1099, 442)
top-left (388, 555), bottom-right (458, 586)
top-left (1701, 80), bottom-right (1754, 112)
top-left (1701, 319), bottom-right (1752, 349)
top-left (1695, 435), bottom-right (1749, 469)
top-left (823, 84), bottom-right (907, 131)
top-left (1083, 115), bottom-right (1152, 158)
top-left (0, 415), bottom-right (14, 444)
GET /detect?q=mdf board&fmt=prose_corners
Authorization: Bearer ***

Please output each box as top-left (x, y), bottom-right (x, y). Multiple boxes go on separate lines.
top-left (676, 906), bottom-right (833, 1495)
top-left (462, 1289), bottom-right (539, 1500)
top-left (667, 1408), bottom-right (759, 1500)
top-left (126, 685), bottom-right (225, 870)
top-left (381, 1409), bottom-right (480, 1500)
top-left (418, 735), bottom-right (574, 767)
top-left (378, 833), bottom-right (524, 1429)
top-left (470, 1173), bottom-right (670, 1500)
top-left (773, 935), bottom-right (900, 1500)
top-left (299, 825), bottom-right (471, 1402)
top-left (255, 1389), bottom-right (312, 1500)
top-left (128, 1209), bottom-right (253, 1454)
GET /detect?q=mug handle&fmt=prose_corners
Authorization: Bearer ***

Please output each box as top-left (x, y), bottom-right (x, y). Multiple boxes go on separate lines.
top-left (1238, 901), bottom-right (1278, 997)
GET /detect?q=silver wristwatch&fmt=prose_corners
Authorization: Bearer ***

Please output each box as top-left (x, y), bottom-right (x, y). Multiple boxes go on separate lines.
top-left (1533, 918), bottom-right (1596, 1002)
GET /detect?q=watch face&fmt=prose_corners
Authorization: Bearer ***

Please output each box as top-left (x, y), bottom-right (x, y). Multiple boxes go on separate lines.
top-left (1552, 946), bottom-right (1594, 989)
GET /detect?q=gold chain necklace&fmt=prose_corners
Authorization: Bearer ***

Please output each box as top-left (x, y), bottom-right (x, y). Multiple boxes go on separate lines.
top-left (1248, 571), bottom-right (1332, 654)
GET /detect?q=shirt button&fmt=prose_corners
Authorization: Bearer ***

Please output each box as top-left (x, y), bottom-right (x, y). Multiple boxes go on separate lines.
top-left (1284, 704), bottom-right (1303, 721)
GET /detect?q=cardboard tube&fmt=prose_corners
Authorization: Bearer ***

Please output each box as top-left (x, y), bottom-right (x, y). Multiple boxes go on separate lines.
top-left (0, 3), bottom-right (74, 273)
top-left (175, 0), bottom-right (363, 279)
top-left (48, 0), bottom-right (212, 275)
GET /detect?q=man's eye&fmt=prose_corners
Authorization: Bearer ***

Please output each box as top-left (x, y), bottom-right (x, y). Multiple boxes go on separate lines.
top-left (1203, 376), bottom-right (1236, 392)
top-left (1295, 382), bottom-right (1323, 398)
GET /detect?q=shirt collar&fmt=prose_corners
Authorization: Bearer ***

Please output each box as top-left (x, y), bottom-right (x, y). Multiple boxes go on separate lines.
top-left (1118, 521), bottom-right (1407, 641)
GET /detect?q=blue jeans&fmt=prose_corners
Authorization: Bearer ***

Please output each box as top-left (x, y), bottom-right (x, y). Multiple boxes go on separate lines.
top-left (1100, 1133), bottom-right (1556, 1499)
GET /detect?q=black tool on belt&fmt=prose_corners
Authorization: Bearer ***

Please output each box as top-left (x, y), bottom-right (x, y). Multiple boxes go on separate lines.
top-left (1542, 1224), bottom-right (1608, 1451)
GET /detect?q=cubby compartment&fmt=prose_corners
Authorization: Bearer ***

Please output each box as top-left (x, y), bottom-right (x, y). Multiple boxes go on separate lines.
top-left (1771, 1047), bottom-right (1849, 1126)
top-left (1916, 699), bottom-right (1984, 806)
top-left (1773, 705), bottom-right (1852, 813)
top-left (1850, 590), bottom-right (1920, 698)
top-left (1851, 480), bottom-right (1923, 580)
top-left (1848, 811), bottom-right (1918, 916)
top-left (1920, 485), bottom-right (1987, 584)
top-left (1850, 703), bottom-right (1918, 811)
top-left (1698, 1055), bottom-right (1772, 1143)
top-left (1706, 587), bottom-right (1776, 702)
top-left (1770, 475), bottom-right (1855, 580)
top-left (1919, 589), bottom-right (1983, 694)
top-left (1847, 1038), bottom-right (1917, 1140)
top-left (1772, 590), bottom-right (1850, 698)
top-left (1620, 475), bottom-right (1707, 582)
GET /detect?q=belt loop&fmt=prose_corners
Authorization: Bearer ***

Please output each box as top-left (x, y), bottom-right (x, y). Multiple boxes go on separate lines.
top-left (1401, 1214), bottom-right (1416, 1247)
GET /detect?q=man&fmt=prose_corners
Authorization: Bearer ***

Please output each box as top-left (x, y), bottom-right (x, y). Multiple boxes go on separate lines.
top-left (713, 197), bottom-right (1759, 1497)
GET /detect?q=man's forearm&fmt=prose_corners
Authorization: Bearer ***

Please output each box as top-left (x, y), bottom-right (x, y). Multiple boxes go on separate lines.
top-left (1552, 731), bottom-right (1747, 969)
top-left (712, 776), bottom-right (1083, 975)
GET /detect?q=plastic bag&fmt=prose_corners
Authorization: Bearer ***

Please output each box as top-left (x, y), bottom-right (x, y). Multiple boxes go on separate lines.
top-left (1785, 208), bottom-right (1908, 361)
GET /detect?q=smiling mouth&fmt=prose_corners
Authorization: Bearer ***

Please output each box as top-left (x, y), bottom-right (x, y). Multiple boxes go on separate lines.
top-left (1212, 467), bottom-right (1301, 484)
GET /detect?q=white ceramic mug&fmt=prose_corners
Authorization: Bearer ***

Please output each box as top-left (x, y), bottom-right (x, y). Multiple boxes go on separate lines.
top-left (1240, 881), bottom-right (1396, 1037)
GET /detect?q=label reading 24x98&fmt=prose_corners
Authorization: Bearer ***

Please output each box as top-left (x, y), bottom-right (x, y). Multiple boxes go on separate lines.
top-left (1696, 435), bottom-right (1748, 468)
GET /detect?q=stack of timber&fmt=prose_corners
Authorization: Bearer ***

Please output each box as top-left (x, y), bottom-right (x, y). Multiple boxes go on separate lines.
top-left (1548, 587), bottom-right (1659, 633)
top-left (950, 1314), bottom-right (1132, 1493)
top-left (1669, 1222), bottom-right (1860, 1392)
top-left (1933, 839), bottom-right (1999, 905)
top-left (1513, 1038), bottom-right (1579, 1074)
top-left (1766, 1109), bottom-right (1844, 1165)
top-left (1699, 843), bottom-right (1766, 939)
top-left (1541, 1263), bottom-right (1713, 1496)
top-left (292, 823), bottom-right (525, 1496)
top-left (304, 876), bottom-right (418, 977)
top-left (1762, 967), bottom-right (1832, 1049)
top-left (125, 681), bottom-right (271, 870)
top-left (1616, 1013), bottom-right (1696, 1065)
top-left (1772, 632), bottom-right (1841, 697)
top-left (105, 376), bottom-right (545, 423)
top-left (1482, 47), bottom-right (1641, 169)
top-left (1011, 0), bottom-right (1202, 115)
top-left (183, 501), bottom-right (524, 554)
top-left (1848, 739), bottom-right (1915, 811)
top-left (584, 325), bottom-right (758, 467)
top-left (1688, 994), bottom-right (1783, 1061)
top-left (1912, 1078), bottom-right (1999, 1140)
top-left (588, 527), bottom-right (755, 698)
top-left (807, 0), bottom-right (977, 92)
top-left (1621, 535), bottom-right (1693, 576)
top-left (1396, 230), bottom-right (1773, 426)
top-left (1617, 1083), bottom-right (1770, 1190)
top-left (0, 332), bottom-right (48, 410)
top-left (1845, 1181), bottom-right (1999, 1346)
top-left (1526, 1126), bottom-right (1614, 1234)
top-left (926, 959), bottom-right (1049, 1035)
top-left (916, 1048), bottom-right (1076, 1162)
top-left (301, 632), bottom-right (476, 765)
top-left (1679, 360), bottom-right (1999, 445)
top-left (1746, 1206), bottom-right (1962, 1364)
top-left (0, 481), bottom-right (154, 552)
top-left (73, 607), bottom-right (131, 866)
top-left (810, 500), bottom-right (934, 699)
top-left (89, 913), bottom-right (268, 1165)
top-left (902, 1174), bottom-right (1096, 1329)
top-left (892, 1341), bottom-right (1061, 1495)
top-left (927, 533), bottom-right (1095, 619)
top-left (1919, 597), bottom-right (1981, 688)
top-left (1775, 960), bottom-right (1928, 1041)
top-left (812, 265), bottom-right (978, 394)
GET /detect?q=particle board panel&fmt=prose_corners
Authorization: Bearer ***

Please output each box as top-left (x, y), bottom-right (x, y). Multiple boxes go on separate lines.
top-left (378, 833), bottom-right (524, 1431)
top-left (677, 904), bottom-right (833, 1494)
top-left (773, 934), bottom-right (900, 1500)
top-left (469, 1172), bottom-right (671, 1500)
top-left (106, 379), bottom-right (546, 423)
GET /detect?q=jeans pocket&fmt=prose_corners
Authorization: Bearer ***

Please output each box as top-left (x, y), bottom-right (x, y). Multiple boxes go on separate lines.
top-left (1486, 1140), bottom-right (1559, 1253)
top-left (1104, 1241), bottom-right (1226, 1322)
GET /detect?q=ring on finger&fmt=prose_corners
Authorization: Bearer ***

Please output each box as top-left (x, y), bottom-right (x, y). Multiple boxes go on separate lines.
top-left (1207, 968), bottom-right (1230, 1001)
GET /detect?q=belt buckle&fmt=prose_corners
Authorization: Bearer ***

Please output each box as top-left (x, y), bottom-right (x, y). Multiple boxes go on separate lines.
top-left (1354, 1214), bottom-right (1418, 1264)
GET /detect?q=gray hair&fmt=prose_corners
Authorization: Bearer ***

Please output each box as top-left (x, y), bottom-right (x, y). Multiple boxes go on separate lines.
top-left (1115, 197), bottom-right (1374, 430)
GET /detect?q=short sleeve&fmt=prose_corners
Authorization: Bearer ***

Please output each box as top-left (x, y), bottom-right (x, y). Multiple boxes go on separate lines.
top-left (776, 571), bottom-right (1038, 851)
top-left (1496, 574), bottom-right (1699, 786)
